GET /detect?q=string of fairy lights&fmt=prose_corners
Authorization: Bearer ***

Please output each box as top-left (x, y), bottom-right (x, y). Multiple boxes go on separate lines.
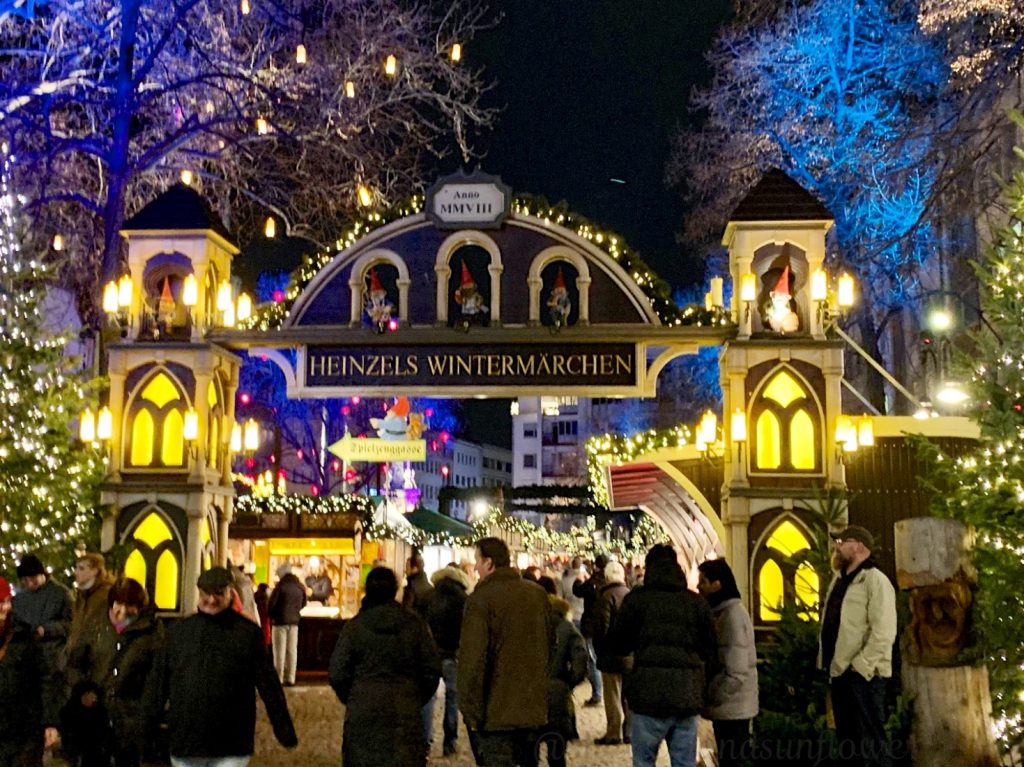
top-left (234, 493), bottom-right (668, 559)
top-left (240, 195), bottom-right (729, 332)
top-left (585, 424), bottom-right (696, 508)
top-left (0, 143), bottom-right (103, 574)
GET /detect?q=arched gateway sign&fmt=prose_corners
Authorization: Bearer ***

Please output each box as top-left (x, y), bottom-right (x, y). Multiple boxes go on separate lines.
top-left (209, 170), bottom-right (732, 397)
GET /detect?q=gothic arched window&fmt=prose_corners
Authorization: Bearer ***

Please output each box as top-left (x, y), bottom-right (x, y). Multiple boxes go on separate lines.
top-left (752, 369), bottom-right (821, 473)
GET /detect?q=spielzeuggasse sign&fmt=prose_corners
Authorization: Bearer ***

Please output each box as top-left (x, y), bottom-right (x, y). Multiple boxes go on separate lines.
top-left (303, 343), bottom-right (637, 389)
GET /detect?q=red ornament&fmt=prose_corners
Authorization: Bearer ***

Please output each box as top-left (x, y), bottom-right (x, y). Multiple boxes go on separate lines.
top-left (239, 393), bottom-right (251, 404)
top-left (341, 405), bottom-right (351, 416)
top-left (310, 485), bottom-right (320, 497)
top-left (272, 290), bottom-right (285, 303)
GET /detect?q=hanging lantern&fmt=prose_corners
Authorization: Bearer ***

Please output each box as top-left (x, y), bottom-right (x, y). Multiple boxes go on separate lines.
top-left (345, 80), bottom-right (356, 99)
top-left (52, 234), bottom-right (64, 251)
top-left (181, 274), bottom-right (198, 307)
top-left (180, 169), bottom-right (193, 186)
top-left (837, 273), bottom-right (855, 308)
top-left (384, 54), bottom-right (398, 76)
top-left (240, 0), bottom-right (250, 15)
top-left (731, 407), bottom-right (747, 443)
top-left (223, 301), bottom-right (236, 328)
top-left (117, 275), bottom-right (133, 308)
top-left (236, 292), bottom-right (252, 322)
top-left (857, 415), bottom-right (874, 447)
top-left (296, 44), bottom-right (307, 64)
top-left (357, 184), bottom-right (373, 207)
top-left (183, 409), bottom-right (200, 442)
top-left (216, 281), bottom-right (233, 312)
top-left (704, 292), bottom-right (713, 312)
top-left (256, 116), bottom-right (268, 135)
top-left (102, 282), bottom-right (119, 314)
top-left (835, 416), bottom-right (857, 451)
top-left (243, 419), bottom-right (260, 451)
top-left (264, 216), bottom-right (276, 238)
top-left (96, 407), bottom-right (113, 441)
top-left (450, 43), bottom-right (462, 62)
top-left (739, 272), bottom-right (757, 303)
top-left (230, 423), bottom-right (242, 452)
top-left (710, 277), bottom-right (724, 307)
top-left (811, 269), bottom-right (828, 302)
top-left (698, 410), bottom-right (718, 445)
top-left (79, 408), bottom-right (96, 442)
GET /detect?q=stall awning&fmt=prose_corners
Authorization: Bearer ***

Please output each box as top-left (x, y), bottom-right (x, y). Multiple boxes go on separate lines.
top-left (405, 507), bottom-right (475, 537)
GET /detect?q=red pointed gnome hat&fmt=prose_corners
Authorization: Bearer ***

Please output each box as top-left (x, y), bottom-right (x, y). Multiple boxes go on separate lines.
top-left (391, 397), bottom-right (410, 417)
top-left (553, 268), bottom-right (566, 290)
top-left (460, 261), bottom-right (475, 287)
top-left (368, 268), bottom-right (384, 293)
top-left (773, 265), bottom-right (791, 296)
top-left (160, 277), bottom-right (174, 302)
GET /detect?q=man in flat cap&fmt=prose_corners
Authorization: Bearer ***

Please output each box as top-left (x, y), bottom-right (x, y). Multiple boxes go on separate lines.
top-left (145, 567), bottom-right (297, 766)
top-left (818, 526), bottom-right (897, 766)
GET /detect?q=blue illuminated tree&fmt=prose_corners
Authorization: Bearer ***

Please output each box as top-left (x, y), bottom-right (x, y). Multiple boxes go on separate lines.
top-left (670, 0), bottom-right (1019, 409)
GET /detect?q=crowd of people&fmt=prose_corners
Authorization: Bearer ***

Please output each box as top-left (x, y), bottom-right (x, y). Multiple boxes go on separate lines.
top-left (0, 522), bottom-right (897, 767)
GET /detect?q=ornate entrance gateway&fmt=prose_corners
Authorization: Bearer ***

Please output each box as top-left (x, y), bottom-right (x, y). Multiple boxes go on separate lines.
top-left (94, 170), bottom-right (973, 614)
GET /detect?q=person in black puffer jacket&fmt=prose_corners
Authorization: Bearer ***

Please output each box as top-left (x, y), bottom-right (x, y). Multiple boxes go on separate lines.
top-left (330, 567), bottom-right (441, 767)
top-left (144, 567), bottom-right (297, 762)
top-left (611, 544), bottom-right (715, 767)
top-left (426, 564), bottom-right (472, 756)
top-left (103, 578), bottom-right (165, 767)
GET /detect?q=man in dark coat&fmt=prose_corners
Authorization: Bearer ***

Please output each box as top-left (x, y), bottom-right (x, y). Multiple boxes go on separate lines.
top-left (330, 566), bottom-right (441, 767)
top-left (0, 575), bottom-right (61, 767)
top-left (593, 560), bottom-right (633, 745)
top-left (145, 567), bottom-right (297, 765)
top-left (402, 549), bottom-right (434, 618)
top-left (268, 564), bottom-right (306, 686)
top-left (66, 552), bottom-right (117, 689)
top-left (611, 544), bottom-right (715, 767)
top-left (571, 552), bottom-right (608, 706)
top-left (427, 564), bottom-right (472, 756)
top-left (458, 537), bottom-right (550, 767)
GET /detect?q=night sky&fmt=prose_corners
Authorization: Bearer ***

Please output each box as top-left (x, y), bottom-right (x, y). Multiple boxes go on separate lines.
top-left (469, 0), bottom-right (732, 290)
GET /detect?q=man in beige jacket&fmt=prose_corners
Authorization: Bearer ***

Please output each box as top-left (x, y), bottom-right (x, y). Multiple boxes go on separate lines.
top-left (818, 525), bottom-right (897, 767)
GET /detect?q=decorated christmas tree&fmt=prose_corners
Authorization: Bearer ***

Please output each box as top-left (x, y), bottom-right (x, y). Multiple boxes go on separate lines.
top-left (0, 142), bottom-right (103, 576)
top-left (927, 122), bottom-right (1024, 749)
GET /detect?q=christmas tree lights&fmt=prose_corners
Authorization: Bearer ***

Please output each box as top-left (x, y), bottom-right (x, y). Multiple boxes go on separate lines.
top-left (0, 143), bottom-right (103, 577)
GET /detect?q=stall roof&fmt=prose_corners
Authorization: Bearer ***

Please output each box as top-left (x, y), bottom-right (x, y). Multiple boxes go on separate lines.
top-left (406, 507), bottom-right (475, 537)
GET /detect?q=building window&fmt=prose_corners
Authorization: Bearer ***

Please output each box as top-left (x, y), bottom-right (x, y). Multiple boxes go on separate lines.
top-left (127, 371), bottom-right (189, 469)
top-left (755, 518), bottom-right (819, 622)
top-left (523, 424), bottom-right (537, 438)
top-left (752, 369), bottom-right (821, 473)
top-left (524, 454), bottom-right (537, 468)
top-left (124, 510), bottom-right (181, 610)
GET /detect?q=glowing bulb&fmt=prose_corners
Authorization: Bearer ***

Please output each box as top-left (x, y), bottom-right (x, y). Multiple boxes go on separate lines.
top-left (117, 275), bottom-right (133, 308)
top-left (857, 415), bottom-right (874, 447)
top-left (183, 409), bottom-right (199, 442)
top-left (384, 54), bottom-right (398, 76)
top-left (79, 408), bottom-right (96, 442)
top-left (256, 116), bottom-right (268, 135)
top-left (181, 274), bottom-right (198, 307)
top-left (216, 281), bottom-right (233, 312)
top-left (837, 273), bottom-right (855, 308)
top-left (102, 281), bottom-right (119, 314)
top-left (240, 0), bottom-right (249, 15)
top-left (180, 169), bottom-right (193, 186)
top-left (357, 184), bottom-right (373, 207)
top-left (450, 43), bottom-right (462, 62)
top-left (345, 80), bottom-right (355, 98)
top-left (243, 419), bottom-right (260, 451)
top-left (731, 407), bottom-right (747, 443)
top-left (52, 234), bottom-right (63, 251)
top-left (264, 216), bottom-right (276, 238)
top-left (230, 423), bottom-right (242, 452)
top-left (740, 272), bottom-right (756, 303)
top-left (295, 44), bottom-right (307, 64)
top-left (811, 269), bottom-right (827, 301)
top-left (236, 293), bottom-right (252, 322)
top-left (97, 407), bottom-right (113, 441)
top-left (223, 301), bottom-right (236, 328)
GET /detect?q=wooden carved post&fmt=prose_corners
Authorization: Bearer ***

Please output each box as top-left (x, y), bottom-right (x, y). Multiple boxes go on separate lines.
top-left (894, 518), bottom-right (1000, 767)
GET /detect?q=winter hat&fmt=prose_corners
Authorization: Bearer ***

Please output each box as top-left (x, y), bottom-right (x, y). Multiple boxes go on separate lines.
top-left (16, 554), bottom-right (45, 578)
top-left (368, 268), bottom-right (384, 293)
top-left (773, 265), bottom-right (791, 296)
top-left (833, 525), bottom-right (876, 551)
top-left (604, 561), bottom-right (626, 585)
top-left (431, 565), bottom-right (472, 591)
top-left (460, 261), bottom-right (475, 287)
top-left (553, 268), bottom-right (566, 290)
top-left (197, 567), bottom-right (234, 593)
top-left (0, 576), bottom-right (11, 602)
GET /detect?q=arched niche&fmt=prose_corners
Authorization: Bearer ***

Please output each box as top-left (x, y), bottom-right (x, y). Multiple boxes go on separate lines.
top-left (750, 242), bottom-right (810, 334)
top-left (122, 365), bottom-right (194, 471)
top-left (526, 246), bottom-right (592, 326)
top-left (749, 510), bottom-right (821, 626)
top-left (347, 249), bottom-right (411, 327)
top-left (435, 230), bottom-right (503, 325)
top-left (141, 253), bottom-right (193, 340)
top-left (118, 503), bottom-right (186, 612)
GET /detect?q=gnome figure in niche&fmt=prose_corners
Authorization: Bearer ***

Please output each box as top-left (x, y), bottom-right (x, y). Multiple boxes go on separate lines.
top-left (546, 268), bottom-right (572, 327)
top-left (363, 268), bottom-right (394, 332)
top-left (764, 264), bottom-right (800, 334)
top-left (454, 261), bottom-right (488, 325)
top-left (156, 277), bottom-right (176, 337)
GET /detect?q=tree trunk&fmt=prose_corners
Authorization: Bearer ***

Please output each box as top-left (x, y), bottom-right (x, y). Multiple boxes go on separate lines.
top-left (902, 664), bottom-right (1001, 767)
top-left (894, 518), bottom-right (974, 589)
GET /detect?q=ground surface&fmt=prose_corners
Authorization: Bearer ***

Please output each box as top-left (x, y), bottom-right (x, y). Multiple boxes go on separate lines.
top-left (252, 680), bottom-right (717, 766)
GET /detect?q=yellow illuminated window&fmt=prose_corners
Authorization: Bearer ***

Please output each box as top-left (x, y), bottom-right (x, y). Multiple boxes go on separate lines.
top-left (162, 409), bottom-right (184, 466)
top-left (155, 549), bottom-right (179, 610)
top-left (133, 512), bottom-right (173, 548)
top-left (762, 371), bottom-right (805, 407)
top-left (203, 552), bottom-right (212, 570)
top-left (756, 411), bottom-right (781, 469)
top-left (200, 517), bottom-right (212, 546)
top-left (790, 410), bottom-right (815, 469)
top-left (796, 561), bottom-right (820, 616)
top-left (208, 417), bottom-right (219, 469)
top-left (766, 520), bottom-right (810, 557)
top-left (142, 373), bottom-right (181, 408)
top-left (131, 410), bottom-right (155, 466)
top-left (759, 559), bottom-right (784, 621)
top-left (207, 381), bottom-right (218, 407)
top-left (124, 549), bottom-right (147, 586)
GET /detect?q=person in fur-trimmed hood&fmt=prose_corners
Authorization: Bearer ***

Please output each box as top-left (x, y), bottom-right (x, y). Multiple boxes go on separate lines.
top-left (427, 563), bottom-right (473, 756)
